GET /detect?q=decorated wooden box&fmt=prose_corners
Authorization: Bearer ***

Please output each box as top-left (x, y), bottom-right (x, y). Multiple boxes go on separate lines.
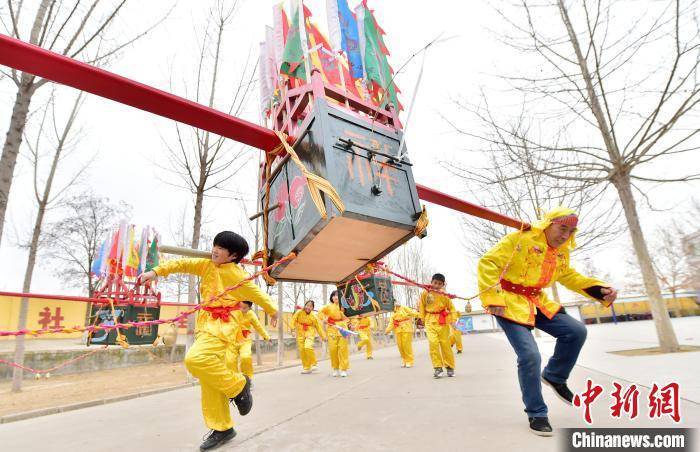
top-left (337, 273), bottom-right (394, 317)
top-left (87, 303), bottom-right (160, 346)
top-left (261, 86), bottom-right (423, 284)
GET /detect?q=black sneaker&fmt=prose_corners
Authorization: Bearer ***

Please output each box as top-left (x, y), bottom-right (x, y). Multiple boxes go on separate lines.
top-left (230, 375), bottom-right (253, 415)
top-left (541, 374), bottom-right (573, 405)
top-left (456, 350), bottom-right (462, 354)
top-left (200, 428), bottom-right (236, 451)
top-left (446, 367), bottom-right (455, 377)
top-left (433, 367), bottom-right (444, 378)
top-left (528, 417), bottom-right (553, 436)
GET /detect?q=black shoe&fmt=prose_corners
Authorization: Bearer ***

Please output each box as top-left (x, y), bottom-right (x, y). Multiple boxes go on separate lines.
top-left (200, 428), bottom-right (236, 451)
top-left (541, 374), bottom-right (573, 405)
top-left (433, 367), bottom-right (444, 378)
top-left (528, 417), bottom-right (553, 436)
top-left (456, 350), bottom-right (462, 354)
top-left (230, 375), bottom-right (253, 415)
top-left (446, 367), bottom-right (455, 377)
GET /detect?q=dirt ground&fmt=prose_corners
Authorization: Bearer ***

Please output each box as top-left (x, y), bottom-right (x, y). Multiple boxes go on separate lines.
top-left (0, 348), bottom-right (302, 418)
top-left (0, 340), bottom-right (393, 418)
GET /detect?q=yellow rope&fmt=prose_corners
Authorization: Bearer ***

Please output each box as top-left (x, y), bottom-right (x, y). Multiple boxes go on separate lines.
top-left (273, 130), bottom-right (345, 219)
top-left (414, 205), bottom-right (429, 237)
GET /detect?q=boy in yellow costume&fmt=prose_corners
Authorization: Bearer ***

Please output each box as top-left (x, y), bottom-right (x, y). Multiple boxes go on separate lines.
top-left (478, 207), bottom-right (617, 436)
top-left (231, 301), bottom-right (270, 380)
top-left (385, 303), bottom-right (420, 367)
top-left (139, 231), bottom-right (278, 451)
top-left (450, 324), bottom-right (463, 354)
top-left (419, 273), bottom-right (458, 378)
top-left (353, 315), bottom-right (374, 359)
top-left (291, 300), bottom-right (326, 374)
top-left (319, 290), bottom-right (351, 377)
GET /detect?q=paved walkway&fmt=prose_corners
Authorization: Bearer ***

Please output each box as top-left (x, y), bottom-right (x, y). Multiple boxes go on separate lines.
top-left (1, 319), bottom-right (698, 451)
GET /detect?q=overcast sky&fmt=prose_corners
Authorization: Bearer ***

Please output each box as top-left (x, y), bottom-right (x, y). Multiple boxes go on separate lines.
top-left (0, 0), bottom-right (697, 310)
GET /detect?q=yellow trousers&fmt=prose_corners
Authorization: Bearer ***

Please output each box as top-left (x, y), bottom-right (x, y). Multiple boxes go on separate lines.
top-left (184, 332), bottom-right (247, 431)
top-left (357, 331), bottom-right (373, 358)
top-left (328, 333), bottom-right (350, 370)
top-left (296, 336), bottom-right (318, 370)
top-left (395, 331), bottom-right (414, 366)
top-left (426, 324), bottom-right (455, 369)
top-left (451, 329), bottom-right (463, 352)
top-left (230, 340), bottom-right (254, 378)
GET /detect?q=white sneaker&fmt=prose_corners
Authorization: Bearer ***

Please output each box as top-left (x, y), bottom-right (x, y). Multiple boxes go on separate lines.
top-left (301, 369), bottom-right (312, 374)
top-left (340, 370), bottom-right (348, 377)
top-left (406, 363), bottom-right (413, 368)
top-left (311, 365), bottom-right (319, 373)
top-left (401, 363), bottom-right (406, 368)
top-left (332, 369), bottom-right (339, 377)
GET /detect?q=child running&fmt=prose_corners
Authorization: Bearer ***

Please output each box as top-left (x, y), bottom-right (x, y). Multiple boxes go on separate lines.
top-left (230, 301), bottom-right (271, 381)
top-left (139, 231), bottom-right (277, 451)
top-left (418, 273), bottom-right (458, 378)
top-left (291, 300), bottom-right (326, 374)
top-left (385, 302), bottom-right (420, 368)
top-left (319, 290), bottom-right (351, 377)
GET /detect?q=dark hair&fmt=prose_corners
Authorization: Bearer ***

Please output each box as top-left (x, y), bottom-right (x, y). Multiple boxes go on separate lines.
top-left (431, 273), bottom-right (446, 283)
top-left (304, 300), bottom-right (315, 309)
top-left (329, 290), bottom-right (338, 303)
top-left (213, 231), bottom-right (249, 263)
top-left (241, 300), bottom-right (253, 308)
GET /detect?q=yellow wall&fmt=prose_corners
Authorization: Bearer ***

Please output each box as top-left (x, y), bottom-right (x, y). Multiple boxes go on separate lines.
top-left (0, 296), bottom-right (88, 340)
top-left (580, 296), bottom-right (699, 319)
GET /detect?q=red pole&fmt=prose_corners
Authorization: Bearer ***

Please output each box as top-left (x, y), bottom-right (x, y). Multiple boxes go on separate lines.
top-left (0, 34), bottom-right (281, 151)
top-left (416, 184), bottom-right (529, 230)
top-left (0, 35), bottom-right (527, 229)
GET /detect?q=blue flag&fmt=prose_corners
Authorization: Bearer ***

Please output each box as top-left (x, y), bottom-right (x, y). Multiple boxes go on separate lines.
top-left (336, 0), bottom-right (363, 79)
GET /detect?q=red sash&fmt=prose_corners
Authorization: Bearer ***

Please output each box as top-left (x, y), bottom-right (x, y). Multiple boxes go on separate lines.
top-left (203, 304), bottom-right (241, 322)
top-left (241, 329), bottom-right (250, 338)
top-left (500, 279), bottom-right (542, 297)
top-left (393, 319), bottom-right (409, 328)
top-left (299, 322), bottom-right (311, 331)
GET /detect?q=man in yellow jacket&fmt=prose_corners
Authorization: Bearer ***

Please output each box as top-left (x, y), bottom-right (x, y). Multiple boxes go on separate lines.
top-left (231, 301), bottom-right (270, 380)
top-left (478, 207), bottom-right (617, 436)
top-left (319, 290), bottom-right (351, 377)
top-left (352, 315), bottom-right (374, 359)
top-left (291, 300), bottom-right (326, 374)
top-left (385, 303), bottom-right (420, 367)
top-left (419, 273), bottom-right (458, 378)
top-left (139, 231), bottom-right (278, 451)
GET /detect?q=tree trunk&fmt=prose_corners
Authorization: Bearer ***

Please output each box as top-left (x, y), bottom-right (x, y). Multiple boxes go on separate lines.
top-left (277, 283), bottom-right (284, 366)
top-left (613, 175), bottom-right (680, 352)
top-left (11, 201), bottom-right (47, 391)
top-left (0, 0), bottom-right (52, 245)
top-left (0, 86), bottom-right (34, 245)
top-left (184, 186), bottom-right (205, 381)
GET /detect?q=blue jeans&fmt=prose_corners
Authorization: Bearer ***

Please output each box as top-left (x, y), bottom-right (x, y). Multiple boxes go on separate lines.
top-left (495, 310), bottom-right (587, 418)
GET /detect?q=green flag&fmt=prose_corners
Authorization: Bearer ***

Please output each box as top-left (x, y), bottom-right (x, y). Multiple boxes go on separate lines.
top-left (360, 5), bottom-right (398, 109)
top-left (280, 4), bottom-right (306, 81)
top-left (145, 235), bottom-right (159, 271)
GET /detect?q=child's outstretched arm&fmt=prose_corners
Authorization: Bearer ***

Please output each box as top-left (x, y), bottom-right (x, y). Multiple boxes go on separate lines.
top-left (140, 258), bottom-right (209, 283)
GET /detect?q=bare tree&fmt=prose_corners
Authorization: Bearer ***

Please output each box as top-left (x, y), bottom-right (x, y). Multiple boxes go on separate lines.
top-left (626, 224), bottom-right (693, 308)
top-left (12, 91), bottom-right (90, 391)
top-left (0, 1), bottom-right (169, 246)
top-left (44, 194), bottom-right (131, 296)
top-left (456, 0), bottom-right (700, 352)
top-left (387, 239), bottom-right (434, 309)
top-left (444, 114), bottom-right (624, 259)
top-left (158, 0), bottom-right (256, 349)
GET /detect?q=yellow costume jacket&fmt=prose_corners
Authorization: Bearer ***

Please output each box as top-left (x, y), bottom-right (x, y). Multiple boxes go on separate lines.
top-left (477, 207), bottom-right (611, 326)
